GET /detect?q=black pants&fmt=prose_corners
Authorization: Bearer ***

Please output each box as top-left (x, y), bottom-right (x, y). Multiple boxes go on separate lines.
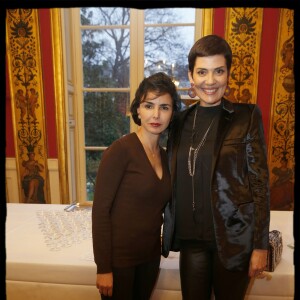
top-left (180, 240), bottom-right (250, 300)
top-left (101, 257), bottom-right (160, 300)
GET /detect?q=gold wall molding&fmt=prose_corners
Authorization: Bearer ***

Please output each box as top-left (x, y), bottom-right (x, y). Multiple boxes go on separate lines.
top-left (268, 9), bottom-right (294, 210)
top-left (201, 9), bottom-right (213, 37)
top-left (51, 9), bottom-right (70, 204)
top-left (6, 9), bottom-right (50, 204)
top-left (224, 8), bottom-right (263, 104)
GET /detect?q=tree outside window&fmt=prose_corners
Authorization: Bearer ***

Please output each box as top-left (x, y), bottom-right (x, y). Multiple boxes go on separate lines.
top-left (79, 7), bottom-right (196, 201)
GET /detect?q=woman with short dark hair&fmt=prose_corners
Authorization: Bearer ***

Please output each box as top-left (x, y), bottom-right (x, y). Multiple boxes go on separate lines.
top-left (162, 35), bottom-right (270, 300)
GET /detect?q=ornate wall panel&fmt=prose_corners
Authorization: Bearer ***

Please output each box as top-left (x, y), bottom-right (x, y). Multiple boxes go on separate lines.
top-left (224, 8), bottom-right (263, 104)
top-left (268, 9), bottom-right (294, 210)
top-left (201, 9), bottom-right (213, 36)
top-left (6, 9), bottom-right (50, 204)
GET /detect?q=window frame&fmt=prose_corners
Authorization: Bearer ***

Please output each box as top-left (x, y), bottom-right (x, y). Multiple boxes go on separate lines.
top-left (65, 7), bottom-right (203, 204)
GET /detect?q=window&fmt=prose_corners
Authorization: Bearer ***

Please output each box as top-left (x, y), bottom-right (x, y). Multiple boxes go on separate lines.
top-left (66, 8), bottom-right (202, 203)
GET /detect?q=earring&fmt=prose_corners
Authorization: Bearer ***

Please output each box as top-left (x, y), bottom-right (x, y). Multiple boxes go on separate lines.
top-left (224, 85), bottom-right (231, 97)
top-left (188, 83), bottom-right (196, 98)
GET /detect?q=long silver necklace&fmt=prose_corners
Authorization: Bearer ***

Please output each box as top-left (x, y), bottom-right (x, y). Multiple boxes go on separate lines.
top-left (188, 106), bottom-right (215, 213)
top-left (188, 107), bottom-right (215, 177)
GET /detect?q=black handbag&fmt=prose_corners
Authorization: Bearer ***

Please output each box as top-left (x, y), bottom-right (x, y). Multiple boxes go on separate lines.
top-left (265, 230), bottom-right (283, 272)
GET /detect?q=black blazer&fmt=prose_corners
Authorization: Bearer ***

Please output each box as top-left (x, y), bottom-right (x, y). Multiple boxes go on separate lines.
top-left (162, 98), bottom-right (270, 271)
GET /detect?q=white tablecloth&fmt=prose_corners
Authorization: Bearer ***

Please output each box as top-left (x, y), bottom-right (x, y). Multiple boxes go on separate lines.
top-left (6, 204), bottom-right (294, 300)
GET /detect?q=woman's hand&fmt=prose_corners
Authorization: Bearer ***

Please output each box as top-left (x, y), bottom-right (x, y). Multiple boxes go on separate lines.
top-left (96, 272), bottom-right (113, 297)
top-left (248, 249), bottom-right (268, 277)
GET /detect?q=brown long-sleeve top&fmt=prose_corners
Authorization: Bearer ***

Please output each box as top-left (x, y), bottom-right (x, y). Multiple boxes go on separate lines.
top-left (92, 133), bottom-right (171, 273)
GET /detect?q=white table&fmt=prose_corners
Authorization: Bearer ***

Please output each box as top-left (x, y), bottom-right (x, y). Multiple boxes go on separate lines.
top-left (6, 204), bottom-right (294, 300)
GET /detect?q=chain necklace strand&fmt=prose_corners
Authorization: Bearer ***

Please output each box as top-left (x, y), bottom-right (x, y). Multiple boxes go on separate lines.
top-left (187, 106), bottom-right (215, 215)
top-left (188, 107), bottom-right (215, 177)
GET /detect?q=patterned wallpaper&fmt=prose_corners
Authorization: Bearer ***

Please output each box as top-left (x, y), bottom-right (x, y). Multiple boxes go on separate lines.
top-left (6, 9), bottom-right (50, 204)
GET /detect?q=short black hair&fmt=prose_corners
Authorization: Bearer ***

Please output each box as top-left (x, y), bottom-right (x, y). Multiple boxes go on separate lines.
top-left (188, 34), bottom-right (232, 74)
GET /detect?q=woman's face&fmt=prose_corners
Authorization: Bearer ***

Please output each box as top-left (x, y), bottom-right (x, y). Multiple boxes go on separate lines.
top-left (189, 54), bottom-right (229, 107)
top-left (137, 92), bottom-right (173, 135)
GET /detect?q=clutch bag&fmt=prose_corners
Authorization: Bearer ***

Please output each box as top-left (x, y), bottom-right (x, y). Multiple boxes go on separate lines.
top-left (265, 230), bottom-right (283, 272)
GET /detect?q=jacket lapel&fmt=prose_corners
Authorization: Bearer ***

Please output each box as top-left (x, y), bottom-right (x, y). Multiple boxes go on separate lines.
top-left (212, 99), bottom-right (235, 176)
